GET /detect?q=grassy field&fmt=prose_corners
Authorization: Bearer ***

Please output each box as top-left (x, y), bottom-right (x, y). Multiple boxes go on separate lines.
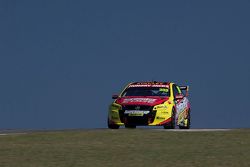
top-left (0, 129), bottom-right (250, 167)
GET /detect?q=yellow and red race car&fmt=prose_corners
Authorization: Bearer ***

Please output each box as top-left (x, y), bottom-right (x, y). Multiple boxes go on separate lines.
top-left (108, 81), bottom-right (191, 129)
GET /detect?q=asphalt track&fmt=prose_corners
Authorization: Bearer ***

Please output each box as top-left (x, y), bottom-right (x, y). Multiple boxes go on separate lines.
top-left (0, 128), bottom-right (233, 136)
top-left (155, 129), bottom-right (232, 132)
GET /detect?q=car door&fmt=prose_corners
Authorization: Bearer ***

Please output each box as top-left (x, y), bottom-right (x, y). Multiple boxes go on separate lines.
top-left (173, 84), bottom-right (189, 126)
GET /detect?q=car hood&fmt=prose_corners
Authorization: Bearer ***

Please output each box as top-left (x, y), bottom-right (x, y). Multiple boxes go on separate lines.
top-left (115, 96), bottom-right (169, 106)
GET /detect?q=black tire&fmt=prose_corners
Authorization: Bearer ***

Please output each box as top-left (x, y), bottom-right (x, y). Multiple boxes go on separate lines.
top-left (164, 108), bottom-right (176, 129)
top-left (107, 118), bottom-right (120, 129)
top-left (179, 109), bottom-right (190, 129)
top-left (125, 124), bottom-right (136, 129)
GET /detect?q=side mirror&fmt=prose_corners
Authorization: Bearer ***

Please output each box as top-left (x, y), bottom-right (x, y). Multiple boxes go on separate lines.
top-left (179, 85), bottom-right (189, 97)
top-left (112, 94), bottom-right (119, 99)
top-left (175, 94), bottom-right (184, 100)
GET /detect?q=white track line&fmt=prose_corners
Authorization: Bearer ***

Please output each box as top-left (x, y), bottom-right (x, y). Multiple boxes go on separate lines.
top-left (0, 134), bottom-right (7, 136)
top-left (0, 133), bottom-right (27, 136)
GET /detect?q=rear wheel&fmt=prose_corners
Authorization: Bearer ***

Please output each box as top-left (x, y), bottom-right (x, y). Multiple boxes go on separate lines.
top-left (107, 118), bottom-right (120, 129)
top-left (179, 109), bottom-right (190, 129)
top-left (164, 108), bottom-right (175, 129)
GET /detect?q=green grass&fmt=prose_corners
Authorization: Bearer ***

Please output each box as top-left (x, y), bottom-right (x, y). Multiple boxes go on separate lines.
top-left (0, 129), bottom-right (250, 167)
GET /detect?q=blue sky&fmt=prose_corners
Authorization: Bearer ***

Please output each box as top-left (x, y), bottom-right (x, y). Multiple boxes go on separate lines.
top-left (0, 0), bottom-right (250, 129)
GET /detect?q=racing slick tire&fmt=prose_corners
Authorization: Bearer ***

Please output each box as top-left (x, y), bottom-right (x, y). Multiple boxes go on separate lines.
top-left (179, 109), bottom-right (190, 129)
top-left (107, 118), bottom-right (120, 129)
top-left (125, 124), bottom-right (136, 129)
top-left (164, 108), bottom-right (176, 129)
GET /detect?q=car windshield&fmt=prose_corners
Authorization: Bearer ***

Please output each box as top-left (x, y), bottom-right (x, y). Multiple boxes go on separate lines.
top-left (122, 87), bottom-right (170, 97)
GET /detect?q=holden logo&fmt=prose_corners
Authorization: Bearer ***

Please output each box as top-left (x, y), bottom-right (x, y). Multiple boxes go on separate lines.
top-left (135, 106), bottom-right (140, 110)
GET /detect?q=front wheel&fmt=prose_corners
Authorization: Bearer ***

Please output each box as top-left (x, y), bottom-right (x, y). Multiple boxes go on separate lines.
top-left (107, 118), bottom-right (120, 129)
top-left (164, 108), bottom-right (175, 129)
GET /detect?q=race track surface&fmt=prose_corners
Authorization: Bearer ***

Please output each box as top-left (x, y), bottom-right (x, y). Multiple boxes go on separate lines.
top-left (0, 128), bottom-right (233, 136)
top-left (155, 129), bottom-right (232, 132)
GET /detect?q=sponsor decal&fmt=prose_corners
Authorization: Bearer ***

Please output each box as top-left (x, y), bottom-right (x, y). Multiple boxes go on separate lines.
top-left (124, 110), bottom-right (150, 116)
top-left (134, 82), bottom-right (165, 85)
top-left (155, 105), bottom-right (167, 109)
top-left (122, 98), bottom-right (157, 104)
top-left (176, 97), bottom-right (188, 113)
top-left (129, 84), bottom-right (169, 88)
top-left (159, 88), bottom-right (169, 92)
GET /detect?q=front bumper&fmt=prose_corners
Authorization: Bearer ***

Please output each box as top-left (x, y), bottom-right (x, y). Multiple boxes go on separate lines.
top-left (109, 103), bottom-right (172, 126)
top-left (118, 105), bottom-right (154, 125)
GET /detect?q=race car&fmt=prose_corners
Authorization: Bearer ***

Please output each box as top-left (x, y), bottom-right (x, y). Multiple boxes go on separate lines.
top-left (108, 81), bottom-right (191, 129)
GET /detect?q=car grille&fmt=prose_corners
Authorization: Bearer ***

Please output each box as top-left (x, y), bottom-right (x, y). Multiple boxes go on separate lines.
top-left (119, 105), bottom-right (156, 125)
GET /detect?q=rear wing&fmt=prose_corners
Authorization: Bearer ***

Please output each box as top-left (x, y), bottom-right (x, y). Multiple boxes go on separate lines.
top-left (179, 86), bottom-right (189, 96)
